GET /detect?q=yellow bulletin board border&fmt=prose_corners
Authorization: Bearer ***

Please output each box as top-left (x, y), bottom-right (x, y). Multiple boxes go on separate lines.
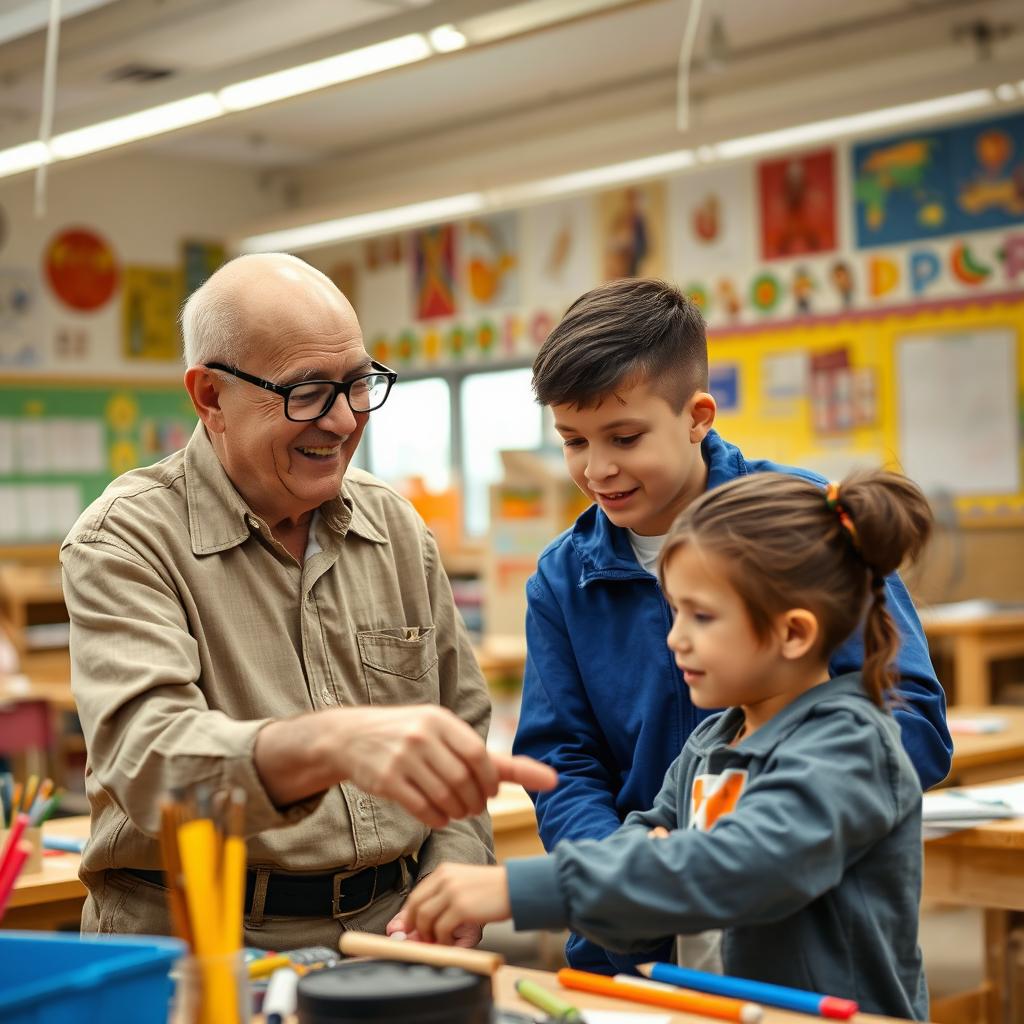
top-left (707, 291), bottom-right (1024, 528)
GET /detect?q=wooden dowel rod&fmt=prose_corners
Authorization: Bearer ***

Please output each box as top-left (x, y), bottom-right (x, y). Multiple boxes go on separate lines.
top-left (338, 931), bottom-right (504, 976)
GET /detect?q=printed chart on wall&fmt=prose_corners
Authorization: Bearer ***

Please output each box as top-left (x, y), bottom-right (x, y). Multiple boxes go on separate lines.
top-left (0, 382), bottom-right (196, 543)
top-left (897, 328), bottom-right (1019, 498)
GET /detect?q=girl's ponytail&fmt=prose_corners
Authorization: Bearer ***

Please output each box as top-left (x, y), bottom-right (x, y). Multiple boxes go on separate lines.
top-left (833, 470), bottom-right (933, 704)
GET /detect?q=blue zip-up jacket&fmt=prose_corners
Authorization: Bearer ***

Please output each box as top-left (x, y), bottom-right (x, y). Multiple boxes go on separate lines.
top-left (512, 430), bottom-right (952, 975)
top-left (508, 673), bottom-right (928, 1020)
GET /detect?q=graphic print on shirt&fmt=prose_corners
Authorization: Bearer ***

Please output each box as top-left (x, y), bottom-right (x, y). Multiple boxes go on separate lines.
top-left (689, 768), bottom-right (748, 831)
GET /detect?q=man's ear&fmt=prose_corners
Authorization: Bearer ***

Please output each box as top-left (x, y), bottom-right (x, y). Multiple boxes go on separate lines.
top-left (777, 608), bottom-right (820, 661)
top-left (184, 366), bottom-right (226, 434)
top-left (688, 391), bottom-right (716, 443)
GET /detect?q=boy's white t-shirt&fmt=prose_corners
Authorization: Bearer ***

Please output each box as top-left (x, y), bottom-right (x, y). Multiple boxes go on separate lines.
top-left (629, 523), bottom-right (731, 974)
top-left (628, 529), bottom-right (668, 576)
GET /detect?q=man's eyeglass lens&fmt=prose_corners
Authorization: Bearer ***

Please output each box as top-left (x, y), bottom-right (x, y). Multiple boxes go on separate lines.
top-left (287, 374), bottom-right (389, 420)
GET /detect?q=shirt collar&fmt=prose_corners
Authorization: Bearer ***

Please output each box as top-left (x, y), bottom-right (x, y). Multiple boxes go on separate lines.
top-left (184, 424), bottom-right (385, 555)
top-left (690, 672), bottom-right (872, 756)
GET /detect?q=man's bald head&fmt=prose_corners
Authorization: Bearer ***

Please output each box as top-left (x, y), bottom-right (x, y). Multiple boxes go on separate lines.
top-left (181, 253), bottom-right (357, 369)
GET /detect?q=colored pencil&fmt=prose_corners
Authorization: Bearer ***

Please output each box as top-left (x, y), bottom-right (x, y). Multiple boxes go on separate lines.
top-left (0, 772), bottom-right (12, 828)
top-left (27, 778), bottom-right (54, 824)
top-left (159, 795), bottom-right (193, 947)
top-left (221, 788), bottom-right (247, 954)
top-left (638, 961), bottom-right (859, 1019)
top-left (0, 840), bottom-right (32, 921)
top-left (515, 977), bottom-right (584, 1022)
top-left (557, 968), bottom-right (763, 1023)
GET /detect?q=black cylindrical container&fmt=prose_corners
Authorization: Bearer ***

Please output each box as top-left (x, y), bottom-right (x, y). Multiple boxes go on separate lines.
top-left (296, 960), bottom-right (493, 1024)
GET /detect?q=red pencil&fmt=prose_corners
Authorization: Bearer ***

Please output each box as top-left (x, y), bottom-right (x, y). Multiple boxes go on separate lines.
top-left (0, 840), bottom-right (32, 921)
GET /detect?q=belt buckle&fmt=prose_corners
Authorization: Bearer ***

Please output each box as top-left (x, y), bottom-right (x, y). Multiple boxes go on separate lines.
top-left (332, 868), bottom-right (378, 920)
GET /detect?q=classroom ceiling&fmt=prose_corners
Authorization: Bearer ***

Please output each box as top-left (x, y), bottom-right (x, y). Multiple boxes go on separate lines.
top-left (0, 0), bottom-right (1021, 173)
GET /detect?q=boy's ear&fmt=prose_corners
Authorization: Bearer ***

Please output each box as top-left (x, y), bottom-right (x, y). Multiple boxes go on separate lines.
top-left (184, 366), bottom-right (227, 434)
top-left (777, 608), bottom-right (820, 661)
top-left (687, 391), bottom-right (716, 443)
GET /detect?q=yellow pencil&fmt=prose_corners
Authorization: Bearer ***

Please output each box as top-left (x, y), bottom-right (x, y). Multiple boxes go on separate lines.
top-left (22, 775), bottom-right (38, 815)
top-left (178, 789), bottom-right (235, 1024)
top-left (248, 954), bottom-right (292, 979)
top-left (221, 788), bottom-right (247, 954)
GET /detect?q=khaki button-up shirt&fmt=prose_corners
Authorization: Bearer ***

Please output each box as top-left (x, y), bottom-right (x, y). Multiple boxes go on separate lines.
top-left (61, 423), bottom-right (493, 938)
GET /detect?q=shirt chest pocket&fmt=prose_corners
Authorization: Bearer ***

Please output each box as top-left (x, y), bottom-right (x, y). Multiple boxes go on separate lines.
top-left (356, 626), bottom-right (440, 705)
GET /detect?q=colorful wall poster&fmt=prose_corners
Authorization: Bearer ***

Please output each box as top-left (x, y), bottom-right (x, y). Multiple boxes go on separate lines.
top-left (809, 346), bottom-right (853, 434)
top-left (521, 197), bottom-right (594, 305)
top-left (853, 112), bottom-right (1024, 248)
top-left (759, 150), bottom-right (837, 260)
top-left (596, 181), bottom-right (667, 280)
top-left (709, 363), bottom-right (739, 412)
top-left (357, 234), bottom-right (409, 332)
top-left (44, 227), bottom-right (119, 312)
top-left (949, 113), bottom-right (1024, 232)
top-left (0, 268), bottom-right (42, 367)
top-left (414, 224), bottom-right (457, 320)
top-left (121, 266), bottom-right (182, 361)
top-left (670, 163), bottom-right (752, 274)
top-left (182, 239), bottom-right (225, 299)
top-left (462, 212), bottom-right (520, 311)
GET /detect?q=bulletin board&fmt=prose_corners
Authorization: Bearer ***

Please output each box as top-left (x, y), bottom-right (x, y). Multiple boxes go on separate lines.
top-left (707, 294), bottom-right (1024, 526)
top-left (0, 377), bottom-right (196, 544)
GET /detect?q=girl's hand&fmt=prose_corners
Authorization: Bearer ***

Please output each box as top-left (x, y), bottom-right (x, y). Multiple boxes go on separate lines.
top-left (648, 826), bottom-right (670, 839)
top-left (403, 864), bottom-right (511, 944)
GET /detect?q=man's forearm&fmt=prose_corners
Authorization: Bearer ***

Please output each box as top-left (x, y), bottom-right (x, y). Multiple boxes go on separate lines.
top-left (254, 709), bottom-right (345, 807)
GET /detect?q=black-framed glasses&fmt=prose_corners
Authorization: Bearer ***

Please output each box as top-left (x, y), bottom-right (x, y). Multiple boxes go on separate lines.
top-left (205, 360), bottom-right (398, 421)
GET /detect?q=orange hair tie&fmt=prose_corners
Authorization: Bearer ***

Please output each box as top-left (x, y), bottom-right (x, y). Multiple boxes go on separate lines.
top-left (825, 481), bottom-right (860, 550)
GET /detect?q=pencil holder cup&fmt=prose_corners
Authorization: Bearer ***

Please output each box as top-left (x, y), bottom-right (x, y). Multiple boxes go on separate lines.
top-left (172, 951), bottom-right (251, 1024)
top-left (0, 827), bottom-right (42, 874)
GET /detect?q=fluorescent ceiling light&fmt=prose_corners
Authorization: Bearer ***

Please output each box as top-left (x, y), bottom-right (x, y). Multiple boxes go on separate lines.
top-left (237, 87), bottom-right (1008, 254)
top-left (713, 89), bottom-right (994, 160)
top-left (219, 34), bottom-right (432, 112)
top-left (240, 192), bottom-right (486, 252)
top-left (0, 140), bottom-right (49, 177)
top-left (428, 25), bottom-right (467, 53)
top-left (50, 94), bottom-right (224, 158)
top-left (490, 149), bottom-right (695, 206)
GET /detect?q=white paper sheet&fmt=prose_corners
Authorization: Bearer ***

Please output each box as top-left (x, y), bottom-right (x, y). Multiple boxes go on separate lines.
top-left (898, 329), bottom-right (1018, 495)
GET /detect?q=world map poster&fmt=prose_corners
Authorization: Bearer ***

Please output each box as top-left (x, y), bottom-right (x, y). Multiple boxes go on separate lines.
top-left (853, 111), bottom-right (1024, 247)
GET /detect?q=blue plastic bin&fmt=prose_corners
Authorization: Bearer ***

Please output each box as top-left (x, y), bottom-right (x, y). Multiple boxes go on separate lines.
top-left (0, 931), bottom-right (185, 1024)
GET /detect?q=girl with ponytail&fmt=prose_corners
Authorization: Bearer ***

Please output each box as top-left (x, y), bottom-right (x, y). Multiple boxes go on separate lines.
top-left (403, 469), bottom-right (935, 1020)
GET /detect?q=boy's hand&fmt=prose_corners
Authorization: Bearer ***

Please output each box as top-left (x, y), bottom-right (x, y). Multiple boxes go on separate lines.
top-left (402, 864), bottom-right (511, 944)
top-left (648, 826), bottom-right (671, 839)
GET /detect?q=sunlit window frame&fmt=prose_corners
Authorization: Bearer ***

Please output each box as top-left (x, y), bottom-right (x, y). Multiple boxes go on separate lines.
top-left (361, 357), bottom-right (543, 536)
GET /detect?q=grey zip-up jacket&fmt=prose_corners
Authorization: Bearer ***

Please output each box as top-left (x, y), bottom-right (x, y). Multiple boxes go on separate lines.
top-left (508, 674), bottom-right (927, 1020)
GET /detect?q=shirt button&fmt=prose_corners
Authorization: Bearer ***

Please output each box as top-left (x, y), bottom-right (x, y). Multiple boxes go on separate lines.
top-left (322, 689), bottom-right (334, 705)
top-left (247, 516), bottom-right (259, 529)
top-left (357, 797), bottom-right (368, 814)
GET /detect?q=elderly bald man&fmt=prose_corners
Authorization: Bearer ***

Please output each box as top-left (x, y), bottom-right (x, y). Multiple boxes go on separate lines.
top-left (61, 253), bottom-right (554, 950)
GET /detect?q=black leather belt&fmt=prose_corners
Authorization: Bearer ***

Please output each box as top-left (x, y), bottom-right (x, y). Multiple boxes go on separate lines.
top-left (126, 856), bottom-right (415, 919)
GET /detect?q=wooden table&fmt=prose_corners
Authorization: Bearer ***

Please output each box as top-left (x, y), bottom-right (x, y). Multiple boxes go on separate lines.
top-left (3, 814), bottom-right (88, 931)
top-left (489, 783), bottom-right (544, 863)
top-left (259, 965), bottom-right (922, 1023)
top-left (494, 964), bottom-right (918, 1022)
top-left (923, 777), bottom-right (1024, 1024)
top-left (920, 606), bottom-right (1024, 706)
top-left (947, 706), bottom-right (1024, 786)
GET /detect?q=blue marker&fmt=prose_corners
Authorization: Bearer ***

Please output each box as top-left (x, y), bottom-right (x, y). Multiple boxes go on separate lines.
top-left (638, 962), bottom-right (858, 1019)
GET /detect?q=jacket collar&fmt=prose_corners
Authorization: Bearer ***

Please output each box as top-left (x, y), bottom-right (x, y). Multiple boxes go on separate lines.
top-left (184, 423), bottom-right (384, 556)
top-left (689, 672), bottom-right (872, 757)
top-left (571, 429), bottom-right (748, 585)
